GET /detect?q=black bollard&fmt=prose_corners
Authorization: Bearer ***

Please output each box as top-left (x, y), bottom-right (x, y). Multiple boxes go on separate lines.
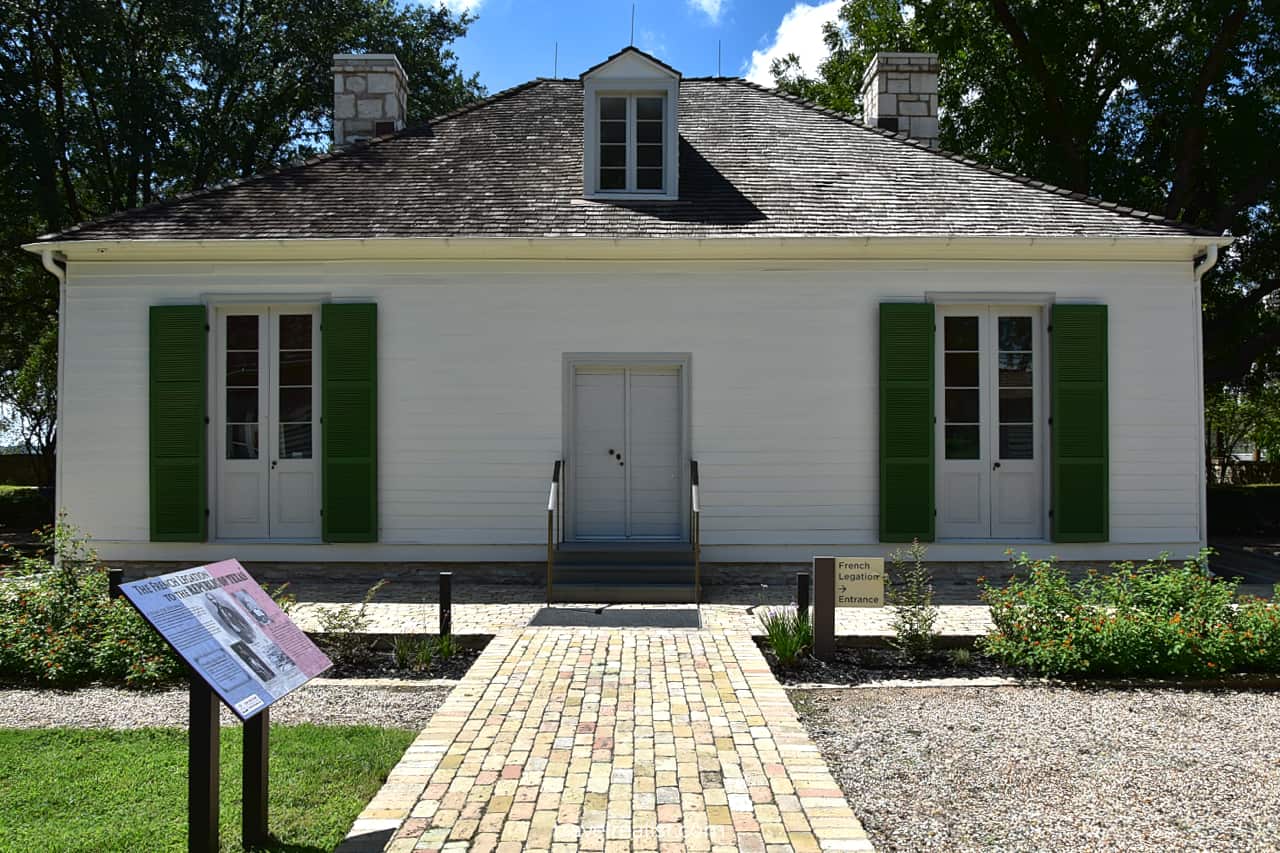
top-left (439, 572), bottom-right (452, 637)
top-left (108, 568), bottom-right (124, 600)
top-left (796, 571), bottom-right (810, 618)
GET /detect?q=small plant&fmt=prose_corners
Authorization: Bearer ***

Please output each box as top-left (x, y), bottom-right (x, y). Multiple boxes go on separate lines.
top-left (758, 606), bottom-right (813, 667)
top-left (314, 579), bottom-right (387, 669)
top-left (432, 633), bottom-right (460, 662)
top-left (262, 581), bottom-right (296, 616)
top-left (947, 647), bottom-right (974, 667)
top-left (886, 538), bottom-right (939, 661)
top-left (393, 635), bottom-right (436, 672)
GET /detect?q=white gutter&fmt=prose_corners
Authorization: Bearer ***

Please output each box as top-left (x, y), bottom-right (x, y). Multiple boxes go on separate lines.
top-left (23, 234), bottom-right (1234, 264)
top-left (1193, 243), bottom-right (1219, 282)
top-left (38, 250), bottom-right (67, 522)
top-left (1191, 243), bottom-right (1218, 555)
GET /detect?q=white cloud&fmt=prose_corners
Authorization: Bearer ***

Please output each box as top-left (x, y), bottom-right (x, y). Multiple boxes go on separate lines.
top-left (638, 30), bottom-right (669, 59)
top-left (745, 0), bottom-right (842, 86)
top-left (688, 0), bottom-right (723, 24)
top-left (437, 0), bottom-right (484, 14)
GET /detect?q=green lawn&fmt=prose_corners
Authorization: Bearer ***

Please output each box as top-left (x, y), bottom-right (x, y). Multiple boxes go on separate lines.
top-left (0, 724), bottom-right (416, 853)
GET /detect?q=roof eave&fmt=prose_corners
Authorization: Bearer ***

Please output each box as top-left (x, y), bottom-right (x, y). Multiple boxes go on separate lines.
top-left (23, 235), bottom-right (1233, 264)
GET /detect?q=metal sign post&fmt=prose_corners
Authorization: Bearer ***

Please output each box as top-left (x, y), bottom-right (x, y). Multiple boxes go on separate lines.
top-left (242, 709), bottom-right (270, 847)
top-left (189, 678), bottom-right (220, 853)
top-left (813, 556), bottom-right (835, 660)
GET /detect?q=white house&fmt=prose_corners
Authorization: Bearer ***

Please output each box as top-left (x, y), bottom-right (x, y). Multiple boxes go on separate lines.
top-left (25, 48), bottom-right (1229, 601)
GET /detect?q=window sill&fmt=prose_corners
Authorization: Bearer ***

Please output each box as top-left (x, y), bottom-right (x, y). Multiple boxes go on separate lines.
top-left (580, 193), bottom-right (682, 204)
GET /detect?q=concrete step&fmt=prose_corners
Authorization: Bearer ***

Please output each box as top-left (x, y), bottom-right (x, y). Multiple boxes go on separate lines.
top-left (548, 582), bottom-right (697, 604)
top-left (555, 542), bottom-right (694, 567)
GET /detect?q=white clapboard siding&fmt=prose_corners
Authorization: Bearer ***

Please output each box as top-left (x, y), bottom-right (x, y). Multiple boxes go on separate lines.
top-left (59, 258), bottom-right (1203, 563)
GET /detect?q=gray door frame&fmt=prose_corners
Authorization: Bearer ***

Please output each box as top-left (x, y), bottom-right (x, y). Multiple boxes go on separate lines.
top-left (561, 353), bottom-right (692, 543)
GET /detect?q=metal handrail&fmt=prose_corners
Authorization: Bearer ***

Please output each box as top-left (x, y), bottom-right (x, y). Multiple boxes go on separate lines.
top-left (690, 460), bottom-right (701, 604)
top-left (547, 460), bottom-right (562, 604)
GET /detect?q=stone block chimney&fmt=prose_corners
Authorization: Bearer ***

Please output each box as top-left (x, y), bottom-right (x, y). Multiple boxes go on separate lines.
top-left (859, 52), bottom-right (939, 148)
top-left (332, 54), bottom-right (408, 148)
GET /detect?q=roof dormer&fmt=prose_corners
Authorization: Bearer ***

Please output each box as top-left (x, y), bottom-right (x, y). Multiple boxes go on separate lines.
top-left (581, 48), bottom-right (680, 201)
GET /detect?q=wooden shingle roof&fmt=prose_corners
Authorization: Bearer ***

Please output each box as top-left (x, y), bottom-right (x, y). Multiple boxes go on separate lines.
top-left (40, 78), bottom-right (1217, 242)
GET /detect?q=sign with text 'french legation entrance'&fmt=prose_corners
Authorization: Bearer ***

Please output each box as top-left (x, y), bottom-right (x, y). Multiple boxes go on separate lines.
top-left (121, 559), bottom-right (331, 720)
top-left (835, 557), bottom-right (885, 607)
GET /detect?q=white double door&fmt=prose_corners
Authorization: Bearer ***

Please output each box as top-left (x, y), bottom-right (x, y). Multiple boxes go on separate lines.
top-left (571, 366), bottom-right (684, 541)
top-left (936, 306), bottom-right (1044, 539)
top-left (216, 307), bottom-right (321, 540)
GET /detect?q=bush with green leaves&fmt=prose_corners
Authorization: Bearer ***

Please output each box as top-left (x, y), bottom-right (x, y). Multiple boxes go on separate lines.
top-left (980, 551), bottom-right (1280, 678)
top-left (758, 606), bottom-right (813, 668)
top-left (314, 579), bottom-right (387, 669)
top-left (0, 519), bottom-right (182, 687)
top-left (886, 538), bottom-right (939, 661)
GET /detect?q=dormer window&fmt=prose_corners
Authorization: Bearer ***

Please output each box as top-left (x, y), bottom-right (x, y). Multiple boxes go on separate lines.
top-left (598, 94), bottom-right (666, 192)
top-left (582, 48), bottom-right (680, 200)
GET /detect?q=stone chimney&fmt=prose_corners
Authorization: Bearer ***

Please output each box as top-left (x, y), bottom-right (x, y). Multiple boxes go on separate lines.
top-left (859, 52), bottom-right (939, 148)
top-left (332, 54), bottom-right (408, 148)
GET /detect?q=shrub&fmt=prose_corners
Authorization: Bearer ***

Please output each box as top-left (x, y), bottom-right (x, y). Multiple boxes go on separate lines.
top-left (980, 551), bottom-right (1280, 678)
top-left (314, 579), bottom-right (387, 669)
top-left (0, 518), bottom-right (182, 687)
top-left (886, 539), bottom-right (938, 661)
top-left (758, 606), bottom-right (813, 668)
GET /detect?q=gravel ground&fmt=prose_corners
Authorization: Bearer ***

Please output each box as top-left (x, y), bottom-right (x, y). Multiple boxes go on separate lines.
top-left (0, 681), bottom-right (454, 730)
top-left (792, 686), bottom-right (1280, 853)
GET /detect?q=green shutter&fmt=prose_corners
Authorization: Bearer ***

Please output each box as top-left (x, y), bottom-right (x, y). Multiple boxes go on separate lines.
top-left (1051, 304), bottom-right (1108, 542)
top-left (150, 305), bottom-right (207, 541)
top-left (880, 302), bottom-right (935, 542)
top-left (322, 303), bottom-right (378, 542)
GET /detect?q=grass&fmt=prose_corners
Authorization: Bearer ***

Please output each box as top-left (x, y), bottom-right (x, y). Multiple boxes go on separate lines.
top-left (0, 724), bottom-right (416, 852)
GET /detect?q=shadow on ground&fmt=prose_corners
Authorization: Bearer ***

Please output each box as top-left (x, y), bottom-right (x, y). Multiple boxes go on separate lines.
top-left (528, 607), bottom-right (701, 628)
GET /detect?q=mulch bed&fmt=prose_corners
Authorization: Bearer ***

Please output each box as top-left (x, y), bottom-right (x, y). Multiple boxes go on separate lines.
top-left (759, 640), bottom-right (1010, 685)
top-left (317, 637), bottom-right (485, 681)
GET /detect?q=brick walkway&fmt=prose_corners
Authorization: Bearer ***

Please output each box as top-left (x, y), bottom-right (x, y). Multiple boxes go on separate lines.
top-left (338, 628), bottom-right (873, 853)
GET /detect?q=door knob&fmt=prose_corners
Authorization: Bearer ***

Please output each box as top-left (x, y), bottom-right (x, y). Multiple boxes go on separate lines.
top-left (993, 461), bottom-right (1001, 470)
top-left (608, 449), bottom-right (615, 455)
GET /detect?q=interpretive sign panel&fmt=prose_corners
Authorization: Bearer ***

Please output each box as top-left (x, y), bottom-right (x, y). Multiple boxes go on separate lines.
top-left (835, 557), bottom-right (885, 607)
top-left (121, 559), bottom-right (331, 720)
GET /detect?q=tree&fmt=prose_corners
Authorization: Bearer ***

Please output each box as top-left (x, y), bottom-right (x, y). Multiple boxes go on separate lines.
top-left (0, 0), bottom-right (484, 486)
top-left (773, 0), bottom-right (1280, 394)
top-left (1206, 382), bottom-right (1280, 479)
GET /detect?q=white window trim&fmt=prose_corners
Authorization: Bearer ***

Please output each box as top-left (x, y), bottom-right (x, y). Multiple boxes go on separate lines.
top-left (583, 76), bottom-right (679, 201)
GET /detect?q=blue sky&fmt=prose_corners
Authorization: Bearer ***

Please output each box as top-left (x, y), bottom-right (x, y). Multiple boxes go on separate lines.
top-left (443, 0), bottom-right (845, 92)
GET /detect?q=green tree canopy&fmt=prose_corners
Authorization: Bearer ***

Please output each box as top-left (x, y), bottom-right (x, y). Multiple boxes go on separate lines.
top-left (0, 0), bottom-right (484, 483)
top-left (773, 0), bottom-right (1280, 392)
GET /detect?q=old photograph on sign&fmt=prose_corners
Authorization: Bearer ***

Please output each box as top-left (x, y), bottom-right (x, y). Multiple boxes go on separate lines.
top-left (121, 559), bottom-right (331, 719)
top-left (835, 557), bottom-right (885, 607)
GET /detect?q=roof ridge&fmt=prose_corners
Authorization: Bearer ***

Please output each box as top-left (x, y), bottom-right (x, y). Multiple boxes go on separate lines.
top-left (730, 79), bottom-right (1223, 239)
top-left (38, 79), bottom-right (546, 242)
